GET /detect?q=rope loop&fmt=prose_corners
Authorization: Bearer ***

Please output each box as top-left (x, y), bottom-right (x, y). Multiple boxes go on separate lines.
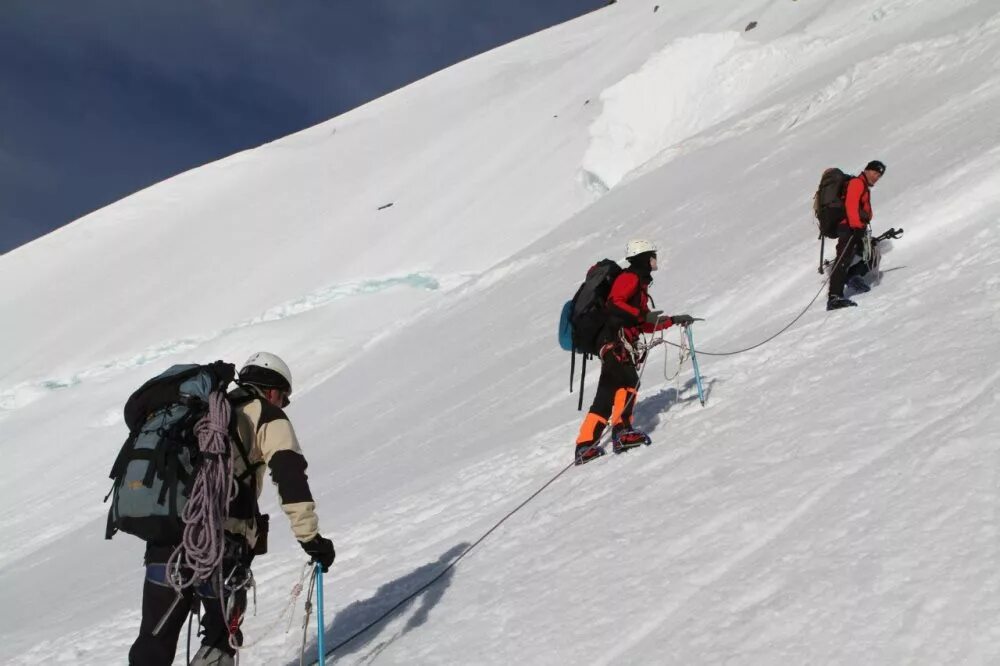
top-left (166, 390), bottom-right (234, 590)
top-left (665, 235), bottom-right (856, 357)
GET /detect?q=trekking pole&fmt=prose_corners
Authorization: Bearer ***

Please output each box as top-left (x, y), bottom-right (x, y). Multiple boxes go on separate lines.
top-left (818, 236), bottom-right (825, 274)
top-left (315, 563), bottom-right (326, 666)
top-left (684, 325), bottom-right (706, 407)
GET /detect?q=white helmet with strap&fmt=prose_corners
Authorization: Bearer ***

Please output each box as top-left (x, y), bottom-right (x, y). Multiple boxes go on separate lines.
top-left (239, 352), bottom-right (293, 394)
top-left (625, 239), bottom-right (658, 259)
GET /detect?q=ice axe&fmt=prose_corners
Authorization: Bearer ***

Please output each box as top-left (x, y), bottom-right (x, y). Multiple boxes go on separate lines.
top-left (677, 319), bottom-right (706, 407)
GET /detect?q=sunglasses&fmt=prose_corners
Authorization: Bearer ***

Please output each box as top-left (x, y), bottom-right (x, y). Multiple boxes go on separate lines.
top-left (268, 389), bottom-right (290, 408)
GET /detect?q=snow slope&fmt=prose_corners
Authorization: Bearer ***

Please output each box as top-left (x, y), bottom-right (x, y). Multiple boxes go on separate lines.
top-left (3, 0), bottom-right (1000, 663)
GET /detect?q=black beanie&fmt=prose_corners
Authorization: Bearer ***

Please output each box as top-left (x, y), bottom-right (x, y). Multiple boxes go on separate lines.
top-left (864, 160), bottom-right (886, 175)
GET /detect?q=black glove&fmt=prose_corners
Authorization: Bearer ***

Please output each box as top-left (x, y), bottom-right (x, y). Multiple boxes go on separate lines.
top-left (669, 314), bottom-right (695, 326)
top-left (644, 309), bottom-right (664, 324)
top-left (301, 534), bottom-right (336, 572)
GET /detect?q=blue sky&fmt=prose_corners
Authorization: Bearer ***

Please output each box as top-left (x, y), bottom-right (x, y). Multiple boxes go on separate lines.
top-left (0, 0), bottom-right (598, 253)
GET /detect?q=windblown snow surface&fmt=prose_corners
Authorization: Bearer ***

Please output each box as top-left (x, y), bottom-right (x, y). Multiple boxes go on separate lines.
top-left (3, 0), bottom-right (1000, 663)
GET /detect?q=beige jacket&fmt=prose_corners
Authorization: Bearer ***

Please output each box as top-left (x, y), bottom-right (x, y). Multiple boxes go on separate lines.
top-left (224, 388), bottom-right (319, 547)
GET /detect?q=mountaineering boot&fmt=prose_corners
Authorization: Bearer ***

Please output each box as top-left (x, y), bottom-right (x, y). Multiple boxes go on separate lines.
top-left (847, 275), bottom-right (871, 293)
top-left (189, 645), bottom-right (235, 666)
top-left (612, 429), bottom-right (651, 454)
top-left (575, 443), bottom-right (606, 466)
top-left (826, 296), bottom-right (857, 311)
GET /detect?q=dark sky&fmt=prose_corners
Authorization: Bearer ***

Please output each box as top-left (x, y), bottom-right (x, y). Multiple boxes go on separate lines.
top-left (0, 1), bottom-right (599, 253)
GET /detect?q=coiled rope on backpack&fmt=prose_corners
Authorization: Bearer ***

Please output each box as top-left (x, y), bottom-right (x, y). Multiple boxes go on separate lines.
top-left (166, 390), bottom-right (236, 590)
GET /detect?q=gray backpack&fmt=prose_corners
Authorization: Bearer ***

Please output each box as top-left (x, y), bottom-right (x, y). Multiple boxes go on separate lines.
top-left (104, 362), bottom-right (243, 543)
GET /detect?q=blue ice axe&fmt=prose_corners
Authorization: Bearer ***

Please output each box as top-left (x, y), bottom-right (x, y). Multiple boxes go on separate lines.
top-left (683, 324), bottom-right (706, 407)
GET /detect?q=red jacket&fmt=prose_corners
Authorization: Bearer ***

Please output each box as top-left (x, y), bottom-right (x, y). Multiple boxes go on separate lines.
top-left (843, 175), bottom-right (872, 230)
top-left (604, 270), bottom-right (673, 345)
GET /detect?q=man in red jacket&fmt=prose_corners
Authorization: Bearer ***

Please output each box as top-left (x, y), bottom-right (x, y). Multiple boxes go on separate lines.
top-left (574, 240), bottom-right (694, 465)
top-left (828, 160), bottom-right (886, 310)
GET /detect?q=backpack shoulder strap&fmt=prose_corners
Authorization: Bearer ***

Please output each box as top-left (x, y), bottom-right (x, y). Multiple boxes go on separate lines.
top-left (569, 348), bottom-right (576, 394)
top-left (227, 393), bottom-right (265, 483)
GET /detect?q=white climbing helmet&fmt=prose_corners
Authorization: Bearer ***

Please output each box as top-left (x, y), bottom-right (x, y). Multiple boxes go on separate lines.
top-left (625, 239), bottom-right (658, 259)
top-left (239, 352), bottom-right (293, 394)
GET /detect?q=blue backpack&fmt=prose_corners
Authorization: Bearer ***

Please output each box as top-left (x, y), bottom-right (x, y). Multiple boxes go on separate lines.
top-left (104, 361), bottom-right (247, 543)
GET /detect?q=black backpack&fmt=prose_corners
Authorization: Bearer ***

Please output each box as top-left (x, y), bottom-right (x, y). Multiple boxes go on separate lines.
top-left (562, 258), bottom-right (622, 410)
top-left (105, 361), bottom-right (251, 543)
top-left (570, 259), bottom-right (622, 354)
top-left (813, 168), bottom-right (853, 239)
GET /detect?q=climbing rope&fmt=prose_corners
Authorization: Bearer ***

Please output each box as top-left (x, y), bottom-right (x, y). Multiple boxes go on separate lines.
top-left (166, 390), bottom-right (236, 590)
top-left (654, 326), bottom-right (689, 381)
top-left (317, 462), bottom-right (575, 662)
top-left (304, 236), bottom-right (870, 661)
top-left (665, 278), bottom-right (829, 357)
top-left (662, 236), bottom-right (855, 357)
top-left (159, 389), bottom-right (252, 659)
top-left (232, 561), bottom-right (313, 650)
top-left (315, 348), bottom-right (657, 663)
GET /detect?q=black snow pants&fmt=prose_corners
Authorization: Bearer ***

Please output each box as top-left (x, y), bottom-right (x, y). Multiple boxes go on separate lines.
top-left (128, 541), bottom-right (251, 666)
top-left (576, 345), bottom-right (640, 446)
top-left (829, 226), bottom-right (864, 298)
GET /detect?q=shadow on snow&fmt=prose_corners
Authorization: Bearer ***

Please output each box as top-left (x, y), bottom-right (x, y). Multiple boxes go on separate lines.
top-left (291, 379), bottom-right (716, 663)
top-left (293, 542), bottom-right (470, 665)
top-left (632, 375), bottom-right (718, 436)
